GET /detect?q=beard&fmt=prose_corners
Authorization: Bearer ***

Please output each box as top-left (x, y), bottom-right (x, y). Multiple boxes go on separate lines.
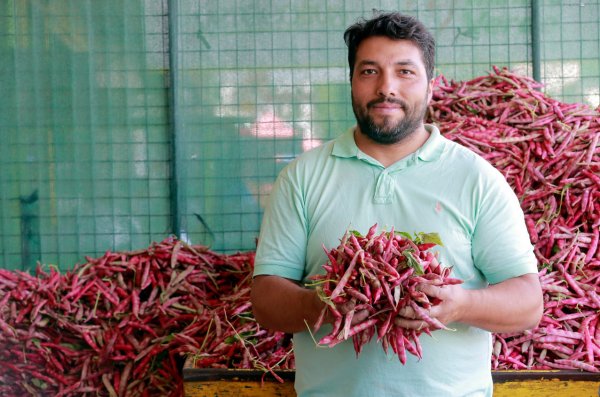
top-left (352, 93), bottom-right (429, 145)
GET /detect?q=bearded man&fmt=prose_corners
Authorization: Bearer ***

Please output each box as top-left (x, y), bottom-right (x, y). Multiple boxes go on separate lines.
top-left (251, 11), bottom-right (542, 397)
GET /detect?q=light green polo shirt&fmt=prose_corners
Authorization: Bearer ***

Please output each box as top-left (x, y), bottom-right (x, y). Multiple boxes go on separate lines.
top-left (254, 124), bottom-right (538, 397)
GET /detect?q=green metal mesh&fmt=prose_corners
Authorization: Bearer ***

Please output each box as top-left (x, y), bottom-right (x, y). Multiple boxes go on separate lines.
top-left (541, 1), bottom-right (600, 104)
top-left (1, 0), bottom-right (599, 268)
top-left (0, 1), bottom-right (172, 269)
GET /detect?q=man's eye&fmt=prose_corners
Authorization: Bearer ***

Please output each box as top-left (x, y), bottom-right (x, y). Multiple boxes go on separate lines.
top-left (361, 69), bottom-right (376, 75)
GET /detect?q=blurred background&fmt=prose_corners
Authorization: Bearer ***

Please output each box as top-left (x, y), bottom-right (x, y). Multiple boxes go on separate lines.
top-left (1, 0), bottom-right (598, 270)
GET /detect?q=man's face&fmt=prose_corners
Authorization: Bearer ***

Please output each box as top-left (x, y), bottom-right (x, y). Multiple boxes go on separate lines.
top-left (351, 36), bottom-right (433, 145)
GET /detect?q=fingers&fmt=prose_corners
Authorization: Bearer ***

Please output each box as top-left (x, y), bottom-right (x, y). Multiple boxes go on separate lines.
top-left (394, 316), bottom-right (428, 331)
top-left (337, 298), bottom-right (356, 315)
top-left (334, 299), bottom-right (370, 326)
top-left (397, 305), bottom-right (414, 319)
top-left (351, 309), bottom-right (370, 325)
top-left (392, 281), bottom-right (456, 331)
top-left (416, 283), bottom-right (443, 299)
top-left (395, 305), bottom-right (429, 330)
top-left (395, 303), bottom-right (447, 331)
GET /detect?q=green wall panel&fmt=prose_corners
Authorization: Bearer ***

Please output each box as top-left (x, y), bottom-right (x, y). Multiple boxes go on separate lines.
top-left (0, 0), bottom-right (598, 268)
top-left (0, 0), bottom-right (171, 269)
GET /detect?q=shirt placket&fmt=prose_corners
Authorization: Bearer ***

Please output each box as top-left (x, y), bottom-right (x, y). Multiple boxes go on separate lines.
top-left (374, 170), bottom-right (394, 204)
top-left (372, 155), bottom-right (416, 204)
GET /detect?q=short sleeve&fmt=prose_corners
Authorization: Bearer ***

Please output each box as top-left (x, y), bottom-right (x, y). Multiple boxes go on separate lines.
top-left (471, 167), bottom-right (538, 284)
top-left (253, 168), bottom-right (308, 281)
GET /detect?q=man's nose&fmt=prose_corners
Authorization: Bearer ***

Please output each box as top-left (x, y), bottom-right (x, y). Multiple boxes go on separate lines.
top-left (376, 73), bottom-right (396, 97)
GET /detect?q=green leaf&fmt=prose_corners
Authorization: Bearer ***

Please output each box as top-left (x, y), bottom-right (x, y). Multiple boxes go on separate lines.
top-left (315, 285), bottom-right (336, 309)
top-left (415, 232), bottom-right (444, 247)
top-left (31, 378), bottom-right (47, 389)
top-left (403, 249), bottom-right (424, 275)
top-left (60, 342), bottom-right (81, 351)
top-left (225, 335), bottom-right (237, 344)
top-left (236, 314), bottom-right (255, 322)
top-left (225, 330), bottom-right (254, 345)
top-left (398, 231), bottom-right (413, 240)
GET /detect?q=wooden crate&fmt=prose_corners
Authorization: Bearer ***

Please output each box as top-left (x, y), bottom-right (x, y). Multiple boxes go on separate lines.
top-left (493, 370), bottom-right (599, 396)
top-left (183, 366), bottom-right (600, 397)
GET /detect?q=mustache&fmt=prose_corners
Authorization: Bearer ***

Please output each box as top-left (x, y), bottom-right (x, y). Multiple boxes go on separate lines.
top-left (367, 97), bottom-right (408, 109)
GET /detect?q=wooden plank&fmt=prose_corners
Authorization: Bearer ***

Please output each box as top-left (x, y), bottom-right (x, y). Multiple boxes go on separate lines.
top-left (493, 379), bottom-right (599, 397)
top-left (183, 368), bottom-right (600, 397)
top-left (184, 380), bottom-right (294, 397)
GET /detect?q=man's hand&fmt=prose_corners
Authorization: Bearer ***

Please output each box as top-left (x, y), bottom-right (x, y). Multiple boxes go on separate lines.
top-left (394, 273), bottom-right (543, 333)
top-left (326, 298), bottom-right (370, 328)
top-left (395, 282), bottom-right (465, 331)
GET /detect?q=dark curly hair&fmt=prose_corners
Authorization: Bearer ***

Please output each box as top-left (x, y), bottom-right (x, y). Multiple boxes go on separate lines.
top-left (344, 12), bottom-right (436, 81)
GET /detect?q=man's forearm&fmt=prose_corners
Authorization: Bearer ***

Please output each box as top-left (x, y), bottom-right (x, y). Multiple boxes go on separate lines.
top-left (456, 273), bottom-right (543, 333)
top-left (251, 275), bottom-right (324, 334)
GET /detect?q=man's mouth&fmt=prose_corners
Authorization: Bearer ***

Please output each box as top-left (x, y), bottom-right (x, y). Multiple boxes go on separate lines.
top-left (369, 102), bottom-right (405, 116)
top-left (368, 98), bottom-right (406, 111)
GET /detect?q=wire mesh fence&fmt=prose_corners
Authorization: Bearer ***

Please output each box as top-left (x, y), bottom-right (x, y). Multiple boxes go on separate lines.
top-left (0, 0), bottom-right (598, 269)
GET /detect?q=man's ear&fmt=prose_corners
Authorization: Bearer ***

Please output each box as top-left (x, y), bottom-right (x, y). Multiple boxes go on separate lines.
top-left (426, 78), bottom-right (435, 103)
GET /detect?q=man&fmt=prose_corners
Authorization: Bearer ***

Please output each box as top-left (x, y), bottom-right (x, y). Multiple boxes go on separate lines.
top-left (251, 12), bottom-right (543, 397)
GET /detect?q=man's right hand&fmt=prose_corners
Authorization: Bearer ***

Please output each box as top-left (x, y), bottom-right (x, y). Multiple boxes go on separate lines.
top-left (251, 275), bottom-right (326, 334)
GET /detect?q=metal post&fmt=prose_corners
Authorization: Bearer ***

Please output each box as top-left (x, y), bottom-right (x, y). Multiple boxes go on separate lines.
top-left (167, 0), bottom-right (181, 237)
top-left (531, 0), bottom-right (542, 84)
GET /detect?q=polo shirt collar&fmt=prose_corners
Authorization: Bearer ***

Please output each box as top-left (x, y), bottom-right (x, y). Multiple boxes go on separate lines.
top-left (331, 126), bottom-right (360, 158)
top-left (332, 124), bottom-right (445, 164)
top-left (417, 124), bottom-right (445, 162)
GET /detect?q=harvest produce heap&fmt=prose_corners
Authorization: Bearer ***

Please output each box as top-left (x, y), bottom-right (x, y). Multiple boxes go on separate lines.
top-left (428, 66), bottom-right (599, 372)
top-left (0, 68), bottom-right (598, 396)
top-left (0, 241), bottom-right (292, 396)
